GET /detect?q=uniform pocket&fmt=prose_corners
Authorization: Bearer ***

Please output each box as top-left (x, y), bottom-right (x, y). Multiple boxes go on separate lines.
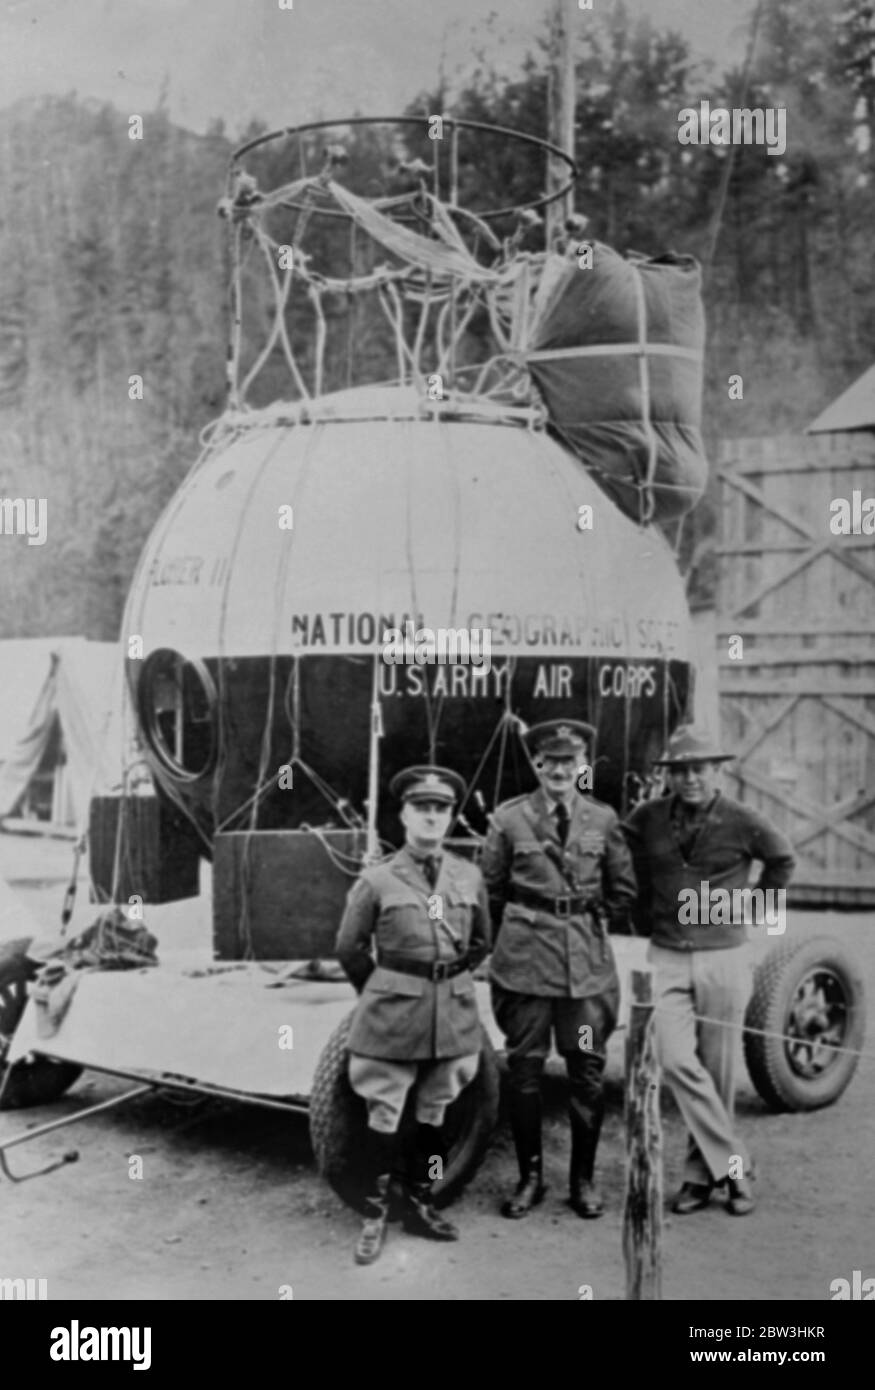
top-left (512, 839), bottom-right (545, 867)
top-left (450, 973), bottom-right (476, 997)
top-left (380, 889), bottom-right (425, 913)
top-left (443, 889), bottom-right (477, 921)
top-left (364, 967), bottom-right (425, 998)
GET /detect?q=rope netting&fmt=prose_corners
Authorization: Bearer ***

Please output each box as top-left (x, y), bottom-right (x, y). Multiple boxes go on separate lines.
top-left (212, 119), bottom-right (705, 535)
top-left (215, 117), bottom-right (581, 424)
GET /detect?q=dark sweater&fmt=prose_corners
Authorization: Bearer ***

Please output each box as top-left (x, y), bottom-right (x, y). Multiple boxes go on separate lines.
top-left (622, 791), bottom-right (796, 950)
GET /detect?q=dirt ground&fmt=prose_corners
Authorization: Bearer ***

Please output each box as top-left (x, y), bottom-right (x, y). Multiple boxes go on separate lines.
top-left (2, 831), bottom-right (873, 1302)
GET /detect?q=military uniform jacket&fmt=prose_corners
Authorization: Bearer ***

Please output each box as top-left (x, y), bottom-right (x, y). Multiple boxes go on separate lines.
top-left (335, 846), bottom-right (491, 1061)
top-left (481, 788), bottom-right (637, 998)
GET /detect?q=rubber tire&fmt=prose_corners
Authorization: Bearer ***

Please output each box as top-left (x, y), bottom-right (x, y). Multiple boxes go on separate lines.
top-left (309, 1009), bottom-right (499, 1213)
top-left (0, 936), bottom-right (83, 1110)
top-left (744, 934), bottom-right (865, 1112)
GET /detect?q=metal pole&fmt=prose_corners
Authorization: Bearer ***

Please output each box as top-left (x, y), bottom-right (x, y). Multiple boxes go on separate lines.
top-left (546, 0), bottom-right (576, 250)
top-left (0, 1084), bottom-right (154, 1154)
top-left (365, 653), bottom-right (383, 864)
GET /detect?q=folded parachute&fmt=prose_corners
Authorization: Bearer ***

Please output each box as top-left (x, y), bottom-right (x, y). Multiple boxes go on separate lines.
top-left (524, 244), bottom-right (707, 525)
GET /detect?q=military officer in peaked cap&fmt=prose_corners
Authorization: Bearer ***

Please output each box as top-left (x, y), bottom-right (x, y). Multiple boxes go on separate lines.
top-left (335, 764), bottom-right (491, 1265)
top-left (481, 720), bottom-right (638, 1219)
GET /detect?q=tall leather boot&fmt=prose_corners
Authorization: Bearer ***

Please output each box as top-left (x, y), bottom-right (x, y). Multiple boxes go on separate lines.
top-left (354, 1130), bottom-right (398, 1266)
top-left (501, 1089), bottom-right (546, 1219)
top-left (568, 1095), bottom-right (605, 1219)
top-left (401, 1122), bottom-right (459, 1241)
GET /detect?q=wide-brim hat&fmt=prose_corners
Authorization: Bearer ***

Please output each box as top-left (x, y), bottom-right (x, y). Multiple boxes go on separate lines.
top-left (389, 764), bottom-right (467, 805)
top-left (653, 725), bottom-right (733, 767)
top-left (524, 719), bottom-right (596, 758)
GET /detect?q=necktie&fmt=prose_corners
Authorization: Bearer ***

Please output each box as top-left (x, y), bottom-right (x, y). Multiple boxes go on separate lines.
top-left (422, 855), bottom-right (439, 889)
top-left (554, 802), bottom-right (569, 847)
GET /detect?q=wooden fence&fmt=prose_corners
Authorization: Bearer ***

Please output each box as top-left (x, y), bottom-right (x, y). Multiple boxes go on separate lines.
top-left (716, 432), bottom-right (875, 906)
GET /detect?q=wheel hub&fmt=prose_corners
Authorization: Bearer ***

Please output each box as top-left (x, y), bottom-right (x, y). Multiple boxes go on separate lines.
top-left (786, 969), bottom-right (847, 1078)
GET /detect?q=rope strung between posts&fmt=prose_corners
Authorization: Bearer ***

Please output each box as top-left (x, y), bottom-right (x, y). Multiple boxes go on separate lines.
top-left (643, 1001), bottom-right (874, 1065)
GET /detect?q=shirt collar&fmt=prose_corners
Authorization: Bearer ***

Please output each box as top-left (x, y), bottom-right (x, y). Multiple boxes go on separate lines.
top-left (404, 843), bottom-right (443, 866)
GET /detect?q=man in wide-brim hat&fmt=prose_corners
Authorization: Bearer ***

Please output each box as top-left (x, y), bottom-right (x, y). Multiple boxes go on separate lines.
top-left (335, 764), bottom-right (490, 1265)
top-left (623, 725), bottom-right (796, 1217)
top-left (651, 726), bottom-right (735, 768)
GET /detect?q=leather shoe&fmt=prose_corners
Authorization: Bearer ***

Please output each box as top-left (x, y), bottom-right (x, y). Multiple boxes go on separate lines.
top-left (670, 1181), bottom-right (713, 1215)
top-left (401, 1183), bottom-right (459, 1241)
top-left (501, 1171), bottom-right (547, 1219)
top-left (569, 1177), bottom-right (604, 1219)
top-left (354, 1212), bottom-right (388, 1264)
top-left (354, 1175), bottom-right (392, 1265)
top-left (726, 1176), bottom-right (756, 1216)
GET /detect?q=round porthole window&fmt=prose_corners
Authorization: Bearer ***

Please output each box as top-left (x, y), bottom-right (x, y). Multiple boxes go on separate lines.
top-left (137, 648), bottom-right (217, 780)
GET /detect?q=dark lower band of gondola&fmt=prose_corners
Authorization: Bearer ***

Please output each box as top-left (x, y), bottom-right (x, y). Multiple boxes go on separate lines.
top-left (130, 652), bottom-right (692, 851)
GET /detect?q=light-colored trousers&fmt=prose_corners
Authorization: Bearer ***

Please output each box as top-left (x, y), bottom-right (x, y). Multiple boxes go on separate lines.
top-left (648, 942), bottom-right (754, 1185)
top-left (349, 1053), bottom-right (480, 1133)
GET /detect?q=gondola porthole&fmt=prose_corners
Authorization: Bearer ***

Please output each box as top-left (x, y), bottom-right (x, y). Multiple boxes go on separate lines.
top-left (138, 648), bottom-right (217, 781)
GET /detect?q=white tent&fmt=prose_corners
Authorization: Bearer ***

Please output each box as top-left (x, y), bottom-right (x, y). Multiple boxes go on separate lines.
top-left (0, 638), bottom-right (127, 830)
top-left (807, 363), bottom-right (875, 434)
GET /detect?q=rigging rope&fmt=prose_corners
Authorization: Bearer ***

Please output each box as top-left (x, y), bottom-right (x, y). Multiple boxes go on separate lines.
top-left (703, 0), bottom-right (766, 273)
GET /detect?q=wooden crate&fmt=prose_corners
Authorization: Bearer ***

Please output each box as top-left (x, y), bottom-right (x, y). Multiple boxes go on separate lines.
top-left (213, 828), bottom-right (367, 960)
top-left (89, 794), bottom-right (201, 904)
top-left (716, 433), bottom-right (875, 906)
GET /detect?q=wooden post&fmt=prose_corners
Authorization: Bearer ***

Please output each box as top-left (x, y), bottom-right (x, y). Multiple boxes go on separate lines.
top-left (545, 0), bottom-right (576, 249)
top-left (622, 969), bottom-right (663, 1300)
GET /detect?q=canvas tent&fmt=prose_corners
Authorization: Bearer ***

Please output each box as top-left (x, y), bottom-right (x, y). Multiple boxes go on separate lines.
top-left (807, 363), bottom-right (875, 434)
top-left (0, 639), bottom-right (126, 831)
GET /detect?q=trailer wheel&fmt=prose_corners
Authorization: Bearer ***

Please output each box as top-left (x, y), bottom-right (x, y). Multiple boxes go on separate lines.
top-left (744, 935), bottom-right (865, 1112)
top-left (309, 1010), bottom-right (499, 1212)
top-left (0, 937), bottom-right (83, 1110)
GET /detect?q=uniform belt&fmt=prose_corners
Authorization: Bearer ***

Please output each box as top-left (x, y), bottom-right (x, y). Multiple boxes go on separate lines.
top-left (377, 952), bottom-right (470, 982)
top-left (508, 884), bottom-right (592, 919)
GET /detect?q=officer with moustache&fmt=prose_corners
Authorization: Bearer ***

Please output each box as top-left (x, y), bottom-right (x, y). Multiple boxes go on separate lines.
top-left (336, 765), bottom-right (490, 1265)
top-left (481, 721), bottom-right (637, 1219)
